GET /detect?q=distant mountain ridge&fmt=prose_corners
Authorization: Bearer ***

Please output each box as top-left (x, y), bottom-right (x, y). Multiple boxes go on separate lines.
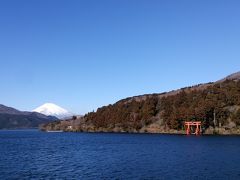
top-left (33, 103), bottom-right (72, 119)
top-left (0, 104), bottom-right (58, 129)
top-left (0, 104), bottom-right (21, 115)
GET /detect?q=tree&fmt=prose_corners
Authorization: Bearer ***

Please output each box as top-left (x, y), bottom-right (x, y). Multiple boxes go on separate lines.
top-left (233, 109), bottom-right (240, 125)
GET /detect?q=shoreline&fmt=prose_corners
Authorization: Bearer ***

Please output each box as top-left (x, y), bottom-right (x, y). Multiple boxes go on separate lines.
top-left (40, 128), bottom-right (240, 136)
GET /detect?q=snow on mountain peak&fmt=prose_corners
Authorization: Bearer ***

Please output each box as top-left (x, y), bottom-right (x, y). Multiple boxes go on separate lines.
top-left (33, 103), bottom-right (72, 119)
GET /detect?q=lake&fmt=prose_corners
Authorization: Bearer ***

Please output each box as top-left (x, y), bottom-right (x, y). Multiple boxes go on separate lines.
top-left (0, 130), bottom-right (240, 179)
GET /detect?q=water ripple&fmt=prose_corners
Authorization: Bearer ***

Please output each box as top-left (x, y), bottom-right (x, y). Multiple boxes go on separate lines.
top-left (1, 130), bottom-right (240, 179)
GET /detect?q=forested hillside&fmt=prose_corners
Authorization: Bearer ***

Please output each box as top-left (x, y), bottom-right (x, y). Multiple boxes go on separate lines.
top-left (41, 73), bottom-right (240, 134)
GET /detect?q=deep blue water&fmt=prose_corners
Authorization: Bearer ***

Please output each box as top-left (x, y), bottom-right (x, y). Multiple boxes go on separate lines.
top-left (0, 130), bottom-right (240, 180)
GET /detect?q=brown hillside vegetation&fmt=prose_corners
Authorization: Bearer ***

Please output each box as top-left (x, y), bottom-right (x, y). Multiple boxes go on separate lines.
top-left (41, 72), bottom-right (240, 134)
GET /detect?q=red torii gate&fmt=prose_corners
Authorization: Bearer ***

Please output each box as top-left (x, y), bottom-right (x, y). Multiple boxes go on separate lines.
top-left (184, 121), bottom-right (201, 135)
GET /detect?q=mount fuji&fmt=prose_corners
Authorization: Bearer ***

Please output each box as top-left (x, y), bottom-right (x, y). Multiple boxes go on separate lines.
top-left (33, 103), bottom-right (73, 119)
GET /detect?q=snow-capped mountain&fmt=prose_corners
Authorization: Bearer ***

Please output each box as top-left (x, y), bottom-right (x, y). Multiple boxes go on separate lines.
top-left (33, 103), bottom-right (72, 119)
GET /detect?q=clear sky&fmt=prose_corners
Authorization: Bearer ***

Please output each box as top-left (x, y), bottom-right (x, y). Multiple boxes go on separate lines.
top-left (0, 0), bottom-right (240, 114)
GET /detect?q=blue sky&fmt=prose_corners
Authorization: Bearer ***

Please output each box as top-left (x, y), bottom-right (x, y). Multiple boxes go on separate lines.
top-left (0, 0), bottom-right (240, 114)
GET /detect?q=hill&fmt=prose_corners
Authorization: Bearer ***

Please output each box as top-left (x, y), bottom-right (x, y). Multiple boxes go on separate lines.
top-left (0, 104), bottom-right (58, 129)
top-left (41, 72), bottom-right (240, 135)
